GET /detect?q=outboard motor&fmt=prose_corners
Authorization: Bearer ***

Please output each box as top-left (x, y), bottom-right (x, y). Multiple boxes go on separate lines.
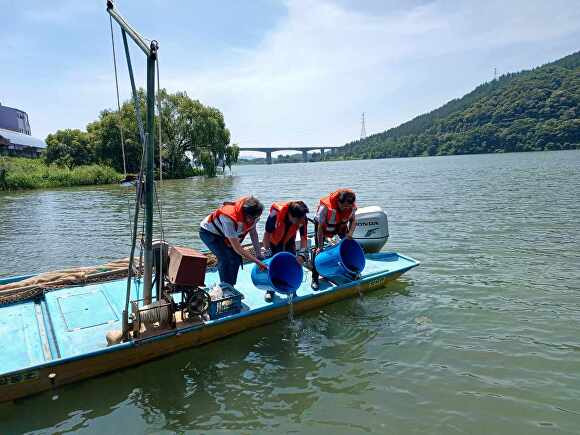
top-left (353, 206), bottom-right (389, 253)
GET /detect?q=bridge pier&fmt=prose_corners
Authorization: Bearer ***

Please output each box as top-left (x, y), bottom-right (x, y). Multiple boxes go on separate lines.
top-left (266, 151), bottom-right (272, 165)
top-left (320, 148), bottom-right (325, 160)
top-left (302, 150), bottom-right (308, 162)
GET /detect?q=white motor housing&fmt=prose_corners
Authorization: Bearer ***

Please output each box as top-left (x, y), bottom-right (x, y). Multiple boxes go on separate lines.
top-left (353, 206), bottom-right (389, 253)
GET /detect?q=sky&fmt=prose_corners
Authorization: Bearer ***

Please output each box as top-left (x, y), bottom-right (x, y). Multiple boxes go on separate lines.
top-left (1, 0), bottom-right (579, 158)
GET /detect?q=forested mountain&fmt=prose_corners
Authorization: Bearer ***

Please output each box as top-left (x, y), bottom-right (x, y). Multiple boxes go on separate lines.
top-left (338, 51), bottom-right (580, 159)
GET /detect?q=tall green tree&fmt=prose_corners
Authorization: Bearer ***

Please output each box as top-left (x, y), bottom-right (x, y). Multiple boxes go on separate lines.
top-left (225, 144), bottom-right (240, 172)
top-left (87, 90), bottom-right (146, 174)
top-left (80, 88), bottom-right (232, 178)
top-left (156, 90), bottom-right (230, 178)
top-left (45, 129), bottom-right (95, 168)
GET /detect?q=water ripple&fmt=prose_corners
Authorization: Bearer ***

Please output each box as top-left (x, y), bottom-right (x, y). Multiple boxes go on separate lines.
top-left (1, 151), bottom-right (580, 434)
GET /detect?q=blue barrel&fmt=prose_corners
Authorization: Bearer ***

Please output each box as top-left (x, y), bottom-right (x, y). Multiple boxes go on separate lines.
top-left (314, 238), bottom-right (366, 280)
top-left (251, 252), bottom-right (304, 294)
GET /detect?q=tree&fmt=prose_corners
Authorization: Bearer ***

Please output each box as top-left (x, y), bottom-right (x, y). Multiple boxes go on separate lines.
top-left (45, 129), bottom-right (95, 168)
top-left (157, 90), bottom-right (231, 178)
top-left (79, 88), bottom-right (232, 178)
top-left (199, 149), bottom-right (216, 177)
top-left (87, 108), bottom-right (143, 174)
top-left (225, 144), bottom-right (240, 172)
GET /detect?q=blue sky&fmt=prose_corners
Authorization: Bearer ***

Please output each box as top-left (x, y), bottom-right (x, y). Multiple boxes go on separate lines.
top-left (1, 0), bottom-right (579, 156)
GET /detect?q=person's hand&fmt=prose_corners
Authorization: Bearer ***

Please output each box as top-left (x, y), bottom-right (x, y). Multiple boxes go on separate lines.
top-left (314, 247), bottom-right (322, 254)
top-left (296, 255), bottom-right (305, 265)
top-left (346, 234), bottom-right (353, 240)
top-left (257, 260), bottom-right (268, 271)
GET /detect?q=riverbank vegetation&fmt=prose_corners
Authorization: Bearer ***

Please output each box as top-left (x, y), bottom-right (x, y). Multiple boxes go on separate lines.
top-left (45, 89), bottom-right (239, 179)
top-left (0, 157), bottom-right (122, 191)
top-left (1, 89), bottom-right (240, 191)
top-left (336, 51), bottom-right (580, 159)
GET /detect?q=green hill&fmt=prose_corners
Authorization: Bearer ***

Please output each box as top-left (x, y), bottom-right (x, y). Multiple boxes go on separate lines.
top-left (339, 51), bottom-right (580, 159)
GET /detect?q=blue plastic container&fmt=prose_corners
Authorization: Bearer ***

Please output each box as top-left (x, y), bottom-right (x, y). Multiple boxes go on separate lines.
top-left (208, 284), bottom-right (244, 320)
top-left (314, 238), bottom-right (366, 281)
top-left (251, 252), bottom-right (303, 294)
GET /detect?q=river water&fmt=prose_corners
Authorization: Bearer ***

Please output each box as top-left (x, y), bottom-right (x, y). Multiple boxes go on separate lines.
top-left (1, 151), bottom-right (579, 434)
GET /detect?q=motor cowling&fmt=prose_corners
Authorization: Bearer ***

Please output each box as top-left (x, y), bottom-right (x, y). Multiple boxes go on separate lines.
top-left (353, 206), bottom-right (389, 253)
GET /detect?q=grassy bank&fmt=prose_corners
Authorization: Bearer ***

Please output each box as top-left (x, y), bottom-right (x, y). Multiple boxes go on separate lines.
top-left (0, 157), bottom-right (123, 191)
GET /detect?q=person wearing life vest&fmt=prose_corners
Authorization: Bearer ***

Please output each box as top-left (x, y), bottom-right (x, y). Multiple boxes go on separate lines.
top-left (311, 189), bottom-right (357, 290)
top-left (199, 196), bottom-right (268, 286)
top-left (261, 201), bottom-right (309, 302)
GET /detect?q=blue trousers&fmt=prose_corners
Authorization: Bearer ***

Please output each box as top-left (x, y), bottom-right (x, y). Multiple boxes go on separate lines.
top-left (199, 228), bottom-right (242, 286)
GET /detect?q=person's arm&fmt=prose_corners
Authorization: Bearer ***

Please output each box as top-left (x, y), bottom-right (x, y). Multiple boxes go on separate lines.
top-left (220, 216), bottom-right (267, 269)
top-left (228, 237), bottom-right (267, 270)
top-left (249, 227), bottom-right (262, 259)
top-left (316, 222), bottom-right (325, 252)
top-left (299, 220), bottom-right (308, 251)
top-left (346, 212), bottom-right (357, 239)
top-left (295, 220), bottom-right (308, 265)
top-left (262, 212), bottom-right (277, 251)
top-left (316, 206), bottom-right (326, 251)
top-left (262, 231), bottom-right (271, 250)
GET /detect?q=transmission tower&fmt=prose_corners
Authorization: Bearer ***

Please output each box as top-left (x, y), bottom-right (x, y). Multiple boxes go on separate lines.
top-left (360, 112), bottom-right (367, 140)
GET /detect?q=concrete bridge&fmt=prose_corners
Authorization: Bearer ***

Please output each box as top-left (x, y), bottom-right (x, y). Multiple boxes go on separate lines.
top-left (239, 145), bottom-right (341, 164)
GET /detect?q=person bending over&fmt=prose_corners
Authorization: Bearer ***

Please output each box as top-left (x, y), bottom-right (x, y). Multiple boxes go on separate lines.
top-left (311, 189), bottom-right (357, 290)
top-left (262, 200), bottom-right (309, 301)
top-left (199, 196), bottom-right (267, 286)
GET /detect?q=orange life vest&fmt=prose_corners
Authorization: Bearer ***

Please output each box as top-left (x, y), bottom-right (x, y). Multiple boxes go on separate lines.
top-left (269, 202), bottom-right (306, 245)
top-left (318, 189), bottom-right (356, 236)
top-left (208, 197), bottom-right (253, 246)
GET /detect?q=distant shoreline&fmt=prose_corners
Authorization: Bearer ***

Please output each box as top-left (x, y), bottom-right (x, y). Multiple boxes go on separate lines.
top-left (238, 147), bottom-right (580, 165)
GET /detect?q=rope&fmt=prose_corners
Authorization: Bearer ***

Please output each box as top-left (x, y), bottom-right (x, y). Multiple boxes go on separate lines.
top-left (109, 15), bottom-right (127, 177)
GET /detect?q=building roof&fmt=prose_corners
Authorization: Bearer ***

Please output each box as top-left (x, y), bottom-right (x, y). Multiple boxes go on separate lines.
top-left (0, 128), bottom-right (46, 149)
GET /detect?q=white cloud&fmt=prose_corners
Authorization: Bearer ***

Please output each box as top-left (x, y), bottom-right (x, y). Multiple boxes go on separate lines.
top-left (159, 0), bottom-right (580, 150)
top-left (8, 0), bottom-right (578, 146)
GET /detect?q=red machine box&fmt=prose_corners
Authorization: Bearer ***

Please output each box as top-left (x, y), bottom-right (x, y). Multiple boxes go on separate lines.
top-left (168, 246), bottom-right (208, 286)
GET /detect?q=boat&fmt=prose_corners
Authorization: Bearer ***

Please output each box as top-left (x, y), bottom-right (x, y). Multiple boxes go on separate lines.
top-left (0, 2), bottom-right (419, 403)
top-left (0, 250), bottom-right (418, 403)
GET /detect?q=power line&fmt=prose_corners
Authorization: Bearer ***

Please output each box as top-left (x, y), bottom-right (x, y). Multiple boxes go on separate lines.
top-left (360, 112), bottom-right (366, 140)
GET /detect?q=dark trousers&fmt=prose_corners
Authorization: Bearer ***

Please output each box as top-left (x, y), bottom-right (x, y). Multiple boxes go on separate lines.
top-left (311, 222), bottom-right (347, 284)
top-left (270, 238), bottom-right (296, 256)
top-left (199, 228), bottom-right (242, 286)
